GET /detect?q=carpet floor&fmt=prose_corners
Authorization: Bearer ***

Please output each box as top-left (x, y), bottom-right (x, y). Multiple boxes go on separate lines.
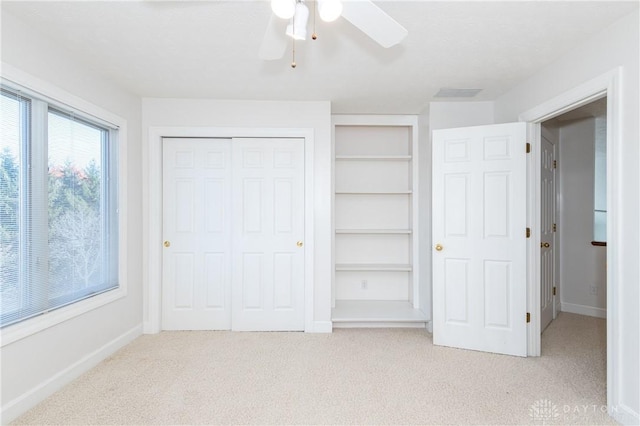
top-left (13, 312), bottom-right (612, 425)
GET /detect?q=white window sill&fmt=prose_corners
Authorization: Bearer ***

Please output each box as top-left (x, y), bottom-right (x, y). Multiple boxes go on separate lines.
top-left (0, 287), bottom-right (126, 347)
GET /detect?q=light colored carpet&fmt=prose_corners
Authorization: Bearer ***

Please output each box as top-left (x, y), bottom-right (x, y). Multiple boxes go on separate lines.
top-left (13, 312), bottom-right (612, 425)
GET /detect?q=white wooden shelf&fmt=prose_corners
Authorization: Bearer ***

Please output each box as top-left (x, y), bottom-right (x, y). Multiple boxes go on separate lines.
top-left (335, 155), bottom-right (412, 161)
top-left (335, 229), bottom-right (412, 234)
top-left (332, 118), bottom-right (421, 326)
top-left (335, 263), bottom-right (412, 272)
top-left (335, 190), bottom-right (412, 195)
top-left (332, 300), bottom-right (427, 323)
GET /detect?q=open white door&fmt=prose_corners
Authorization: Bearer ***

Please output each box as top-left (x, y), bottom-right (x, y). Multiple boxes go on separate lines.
top-left (432, 122), bottom-right (527, 357)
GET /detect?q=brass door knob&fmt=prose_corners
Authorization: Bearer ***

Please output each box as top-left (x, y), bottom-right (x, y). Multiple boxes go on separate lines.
top-left (164, 241), bottom-right (171, 248)
top-left (435, 244), bottom-right (443, 251)
top-left (297, 241), bottom-right (303, 247)
top-left (540, 242), bottom-right (550, 248)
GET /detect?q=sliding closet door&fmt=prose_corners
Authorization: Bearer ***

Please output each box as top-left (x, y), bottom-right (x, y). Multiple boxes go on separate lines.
top-left (162, 137), bottom-right (305, 331)
top-left (162, 138), bottom-right (232, 330)
top-left (231, 138), bottom-right (306, 331)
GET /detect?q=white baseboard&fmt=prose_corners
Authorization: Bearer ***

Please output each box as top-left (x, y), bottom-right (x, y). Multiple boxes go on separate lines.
top-left (332, 321), bottom-right (428, 329)
top-left (611, 403), bottom-right (640, 425)
top-left (143, 321), bottom-right (160, 334)
top-left (1, 324), bottom-right (142, 424)
top-left (560, 302), bottom-right (606, 318)
top-left (307, 321), bottom-right (332, 333)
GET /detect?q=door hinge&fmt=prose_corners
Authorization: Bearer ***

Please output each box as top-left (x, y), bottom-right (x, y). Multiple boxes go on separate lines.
top-left (553, 160), bottom-right (557, 169)
top-left (553, 223), bottom-right (557, 232)
top-left (553, 286), bottom-right (557, 296)
top-left (526, 143), bottom-right (531, 153)
top-left (526, 312), bottom-right (531, 323)
top-left (526, 227), bottom-right (531, 238)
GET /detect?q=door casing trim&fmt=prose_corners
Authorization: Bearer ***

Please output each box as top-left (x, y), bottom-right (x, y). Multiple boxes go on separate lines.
top-left (519, 67), bottom-right (621, 417)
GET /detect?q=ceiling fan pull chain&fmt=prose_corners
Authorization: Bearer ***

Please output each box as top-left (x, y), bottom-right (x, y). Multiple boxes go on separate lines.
top-left (312, 0), bottom-right (318, 40)
top-left (291, 37), bottom-right (297, 68)
top-left (291, 7), bottom-right (297, 68)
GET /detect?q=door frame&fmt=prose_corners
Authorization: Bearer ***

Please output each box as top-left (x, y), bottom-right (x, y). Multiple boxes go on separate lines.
top-left (519, 68), bottom-right (621, 411)
top-left (144, 126), bottom-right (315, 333)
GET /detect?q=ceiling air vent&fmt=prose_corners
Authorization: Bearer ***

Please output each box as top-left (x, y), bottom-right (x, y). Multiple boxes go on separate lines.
top-left (434, 88), bottom-right (483, 98)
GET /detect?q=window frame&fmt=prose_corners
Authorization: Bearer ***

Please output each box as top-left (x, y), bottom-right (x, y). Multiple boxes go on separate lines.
top-left (0, 72), bottom-right (128, 347)
top-left (44, 107), bottom-right (118, 311)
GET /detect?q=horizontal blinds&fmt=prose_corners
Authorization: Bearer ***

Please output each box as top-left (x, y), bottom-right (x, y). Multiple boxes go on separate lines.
top-left (0, 86), bottom-right (118, 328)
top-left (1, 89), bottom-right (34, 326)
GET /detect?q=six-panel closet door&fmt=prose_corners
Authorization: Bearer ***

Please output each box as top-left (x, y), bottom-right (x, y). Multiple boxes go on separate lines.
top-left (230, 138), bottom-right (305, 331)
top-left (162, 138), bottom-right (232, 330)
top-left (161, 137), bottom-right (305, 331)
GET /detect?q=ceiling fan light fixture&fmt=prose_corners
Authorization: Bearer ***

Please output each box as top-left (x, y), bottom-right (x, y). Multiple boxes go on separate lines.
top-left (318, 0), bottom-right (343, 22)
top-left (271, 0), bottom-right (296, 19)
top-left (285, 1), bottom-right (309, 40)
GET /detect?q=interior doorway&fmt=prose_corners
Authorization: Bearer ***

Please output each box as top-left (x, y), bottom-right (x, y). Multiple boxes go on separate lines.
top-left (518, 68), bottom-right (620, 418)
top-left (539, 97), bottom-right (608, 335)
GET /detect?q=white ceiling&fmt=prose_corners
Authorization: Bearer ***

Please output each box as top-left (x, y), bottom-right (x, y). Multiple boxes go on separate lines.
top-left (2, 1), bottom-right (638, 114)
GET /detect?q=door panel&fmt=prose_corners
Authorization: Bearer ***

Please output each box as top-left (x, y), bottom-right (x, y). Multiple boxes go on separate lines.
top-left (231, 138), bottom-right (305, 331)
top-left (484, 260), bottom-right (511, 328)
top-left (444, 174), bottom-right (468, 236)
top-left (444, 258), bottom-right (469, 323)
top-left (242, 253), bottom-right (264, 309)
top-left (204, 253), bottom-right (226, 308)
top-left (433, 122), bottom-right (527, 357)
top-left (162, 138), bottom-right (232, 330)
top-left (274, 253), bottom-right (294, 308)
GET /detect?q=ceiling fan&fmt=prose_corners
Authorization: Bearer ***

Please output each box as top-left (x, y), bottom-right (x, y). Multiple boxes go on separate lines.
top-left (259, 0), bottom-right (408, 63)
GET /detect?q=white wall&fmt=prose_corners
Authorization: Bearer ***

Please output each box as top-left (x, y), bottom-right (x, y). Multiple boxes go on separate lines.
top-left (554, 118), bottom-right (607, 317)
top-left (141, 98), bottom-right (332, 332)
top-left (0, 11), bottom-right (143, 423)
top-left (495, 10), bottom-right (639, 424)
top-left (428, 101), bottom-right (495, 131)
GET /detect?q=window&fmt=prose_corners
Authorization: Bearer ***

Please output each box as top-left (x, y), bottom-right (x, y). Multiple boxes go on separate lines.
top-left (0, 84), bottom-right (119, 328)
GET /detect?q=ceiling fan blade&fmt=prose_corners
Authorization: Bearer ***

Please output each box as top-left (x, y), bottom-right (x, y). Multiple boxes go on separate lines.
top-left (259, 13), bottom-right (288, 60)
top-left (341, 0), bottom-right (408, 48)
